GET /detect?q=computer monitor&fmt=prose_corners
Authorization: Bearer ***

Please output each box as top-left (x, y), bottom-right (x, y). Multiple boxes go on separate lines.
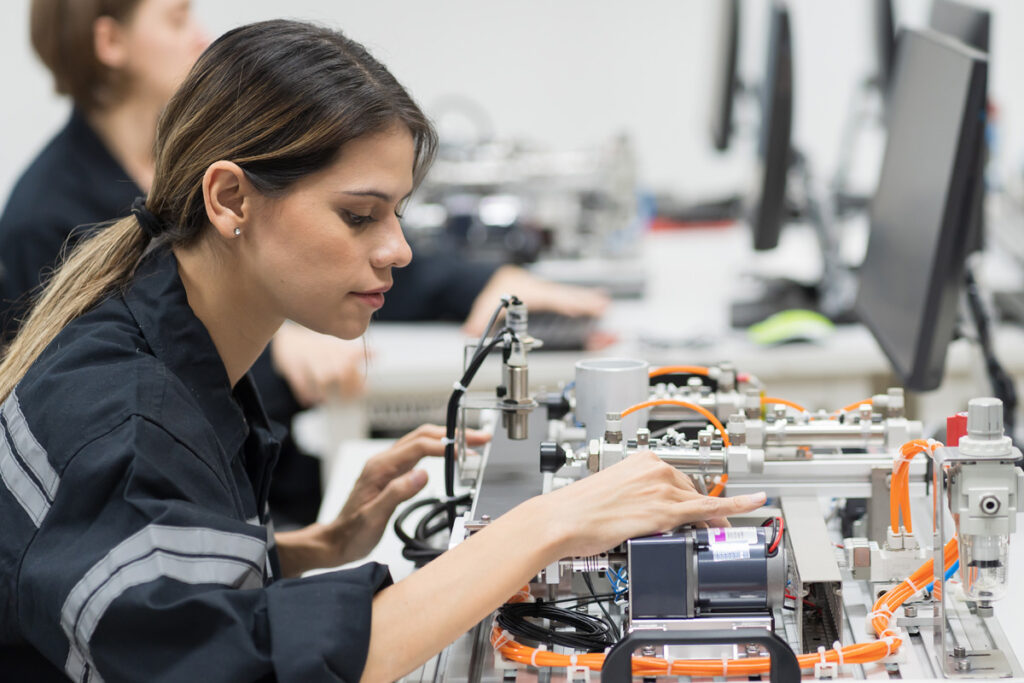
top-left (709, 0), bottom-right (741, 152)
top-left (929, 0), bottom-right (990, 52)
top-left (747, 0), bottom-right (792, 252)
top-left (856, 29), bottom-right (987, 392)
top-left (873, 0), bottom-right (896, 94)
top-left (929, 0), bottom-right (991, 255)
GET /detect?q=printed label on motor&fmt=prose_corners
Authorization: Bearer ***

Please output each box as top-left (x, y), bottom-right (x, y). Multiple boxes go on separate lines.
top-left (710, 542), bottom-right (752, 562)
top-left (710, 528), bottom-right (759, 545)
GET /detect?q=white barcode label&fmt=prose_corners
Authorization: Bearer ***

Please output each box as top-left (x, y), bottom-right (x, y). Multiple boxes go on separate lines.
top-left (710, 542), bottom-right (752, 561)
top-left (709, 528), bottom-right (759, 545)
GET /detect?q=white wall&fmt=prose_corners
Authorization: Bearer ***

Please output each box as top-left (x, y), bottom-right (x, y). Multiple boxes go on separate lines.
top-left (2, 0), bottom-right (1023, 205)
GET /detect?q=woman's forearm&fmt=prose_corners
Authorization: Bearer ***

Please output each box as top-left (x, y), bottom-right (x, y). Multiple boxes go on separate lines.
top-left (275, 523), bottom-right (332, 577)
top-left (360, 495), bottom-right (565, 682)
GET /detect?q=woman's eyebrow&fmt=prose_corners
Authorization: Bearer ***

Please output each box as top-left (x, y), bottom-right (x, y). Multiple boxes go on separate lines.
top-left (339, 189), bottom-right (412, 203)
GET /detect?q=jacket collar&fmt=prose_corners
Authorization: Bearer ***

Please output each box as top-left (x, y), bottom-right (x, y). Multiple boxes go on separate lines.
top-left (123, 246), bottom-right (269, 458)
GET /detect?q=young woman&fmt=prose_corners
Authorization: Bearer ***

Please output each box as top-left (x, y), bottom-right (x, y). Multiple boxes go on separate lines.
top-left (0, 20), bottom-right (765, 682)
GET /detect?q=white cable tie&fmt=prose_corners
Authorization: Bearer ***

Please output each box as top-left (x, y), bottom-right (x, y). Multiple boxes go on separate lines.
top-left (869, 606), bottom-right (893, 621)
top-left (492, 629), bottom-right (512, 650)
top-left (453, 380), bottom-right (467, 392)
top-left (531, 645), bottom-right (546, 668)
top-left (818, 646), bottom-right (827, 666)
top-left (721, 653), bottom-right (728, 677)
top-left (667, 659), bottom-right (677, 675)
top-left (440, 437), bottom-right (455, 447)
top-left (569, 654), bottom-right (578, 667)
top-left (833, 642), bottom-right (844, 667)
top-left (881, 632), bottom-right (899, 657)
top-left (905, 575), bottom-right (923, 596)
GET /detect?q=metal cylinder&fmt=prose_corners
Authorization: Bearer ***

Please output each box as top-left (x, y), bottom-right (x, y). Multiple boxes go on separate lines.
top-left (652, 447), bottom-right (727, 474)
top-left (762, 423), bottom-right (886, 448)
top-left (574, 358), bottom-right (649, 442)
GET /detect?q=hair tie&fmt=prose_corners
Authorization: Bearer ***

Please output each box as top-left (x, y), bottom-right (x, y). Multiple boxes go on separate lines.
top-left (130, 196), bottom-right (164, 239)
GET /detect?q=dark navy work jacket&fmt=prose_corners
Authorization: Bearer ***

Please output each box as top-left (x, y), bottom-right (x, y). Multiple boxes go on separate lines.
top-left (0, 246), bottom-right (390, 682)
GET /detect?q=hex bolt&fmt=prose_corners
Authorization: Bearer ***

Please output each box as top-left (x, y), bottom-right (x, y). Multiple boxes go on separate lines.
top-left (953, 646), bottom-right (967, 658)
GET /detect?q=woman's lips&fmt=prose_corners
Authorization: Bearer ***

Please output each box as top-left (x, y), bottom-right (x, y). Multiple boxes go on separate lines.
top-left (352, 290), bottom-right (386, 309)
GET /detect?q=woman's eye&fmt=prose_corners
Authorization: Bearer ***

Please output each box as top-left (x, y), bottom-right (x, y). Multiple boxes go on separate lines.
top-left (342, 210), bottom-right (374, 227)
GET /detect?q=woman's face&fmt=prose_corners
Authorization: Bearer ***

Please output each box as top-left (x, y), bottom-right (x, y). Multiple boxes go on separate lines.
top-left (243, 123), bottom-right (416, 340)
top-left (117, 0), bottom-right (208, 107)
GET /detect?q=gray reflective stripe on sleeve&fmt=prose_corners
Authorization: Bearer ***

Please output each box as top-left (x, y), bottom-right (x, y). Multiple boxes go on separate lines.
top-left (245, 515), bottom-right (275, 581)
top-left (66, 643), bottom-right (87, 683)
top-left (66, 644), bottom-right (105, 683)
top-left (0, 428), bottom-right (49, 526)
top-left (61, 524), bottom-right (266, 682)
top-left (3, 391), bottom-right (59, 499)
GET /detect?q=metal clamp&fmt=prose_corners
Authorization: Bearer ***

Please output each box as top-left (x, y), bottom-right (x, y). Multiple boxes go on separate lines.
top-left (600, 628), bottom-right (800, 683)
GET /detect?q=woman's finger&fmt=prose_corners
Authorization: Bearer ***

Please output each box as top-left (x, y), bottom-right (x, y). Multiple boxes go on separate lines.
top-left (671, 492), bottom-right (766, 527)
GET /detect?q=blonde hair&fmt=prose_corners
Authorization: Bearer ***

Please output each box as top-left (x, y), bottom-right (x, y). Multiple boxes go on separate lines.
top-left (0, 20), bottom-right (437, 402)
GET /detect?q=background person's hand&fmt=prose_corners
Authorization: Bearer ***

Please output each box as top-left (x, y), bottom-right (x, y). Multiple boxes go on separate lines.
top-left (270, 321), bottom-right (369, 407)
top-left (462, 265), bottom-right (610, 336)
top-left (536, 451), bottom-right (767, 558)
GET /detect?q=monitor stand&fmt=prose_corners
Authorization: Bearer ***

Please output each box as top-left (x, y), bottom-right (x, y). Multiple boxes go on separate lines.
top-left (732, 147), bottom-right (860, 329)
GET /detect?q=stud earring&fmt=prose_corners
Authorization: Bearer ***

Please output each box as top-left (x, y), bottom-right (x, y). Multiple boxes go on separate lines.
top-left (233, 228), bottom-right (241, 237)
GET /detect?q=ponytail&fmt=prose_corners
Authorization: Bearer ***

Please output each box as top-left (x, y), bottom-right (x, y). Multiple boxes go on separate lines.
top-left (0, 217), bottom-right (148, 402)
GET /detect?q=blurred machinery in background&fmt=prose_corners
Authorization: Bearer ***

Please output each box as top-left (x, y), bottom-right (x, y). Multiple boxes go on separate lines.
top-left (400, 133), bottom-right (641, 266)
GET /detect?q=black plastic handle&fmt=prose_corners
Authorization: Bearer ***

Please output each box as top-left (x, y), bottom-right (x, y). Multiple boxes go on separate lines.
top-left (600, 628), bottom-right (800, 683)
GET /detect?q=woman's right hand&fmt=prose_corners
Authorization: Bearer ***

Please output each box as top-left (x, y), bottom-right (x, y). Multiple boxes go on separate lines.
top-left (537, 451), bottom-right (767, 559)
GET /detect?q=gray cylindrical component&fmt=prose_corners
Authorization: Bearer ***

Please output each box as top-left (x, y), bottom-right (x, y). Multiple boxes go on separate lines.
top-left (653, 448), bottom-right (726, 473)
top-left (575, 358), bottom-right (649, 441)
top-left (693, 527), bottom-right (784, 612)
top-left (967, 397), bottom-right (1003, 439)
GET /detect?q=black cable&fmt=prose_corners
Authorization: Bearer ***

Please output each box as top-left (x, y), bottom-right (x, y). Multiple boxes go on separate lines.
top-left (581, 572), bottom-right (619, 640)
top-left (964, 268), bottom-right (1020, 450)
top-left (495, 602), bottom-right (616, 652)
top-left (443, 324), bottom-right (518, 527)
top-left (547, 592), bottom-right (622, 606)
top-left (393, 494), bottom-right (472, 565)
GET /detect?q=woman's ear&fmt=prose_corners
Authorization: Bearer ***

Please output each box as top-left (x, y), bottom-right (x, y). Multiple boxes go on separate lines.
top-left (202, 161), bottom-right (253, 240)
top-left (93, 16), bottom-right (129, 70)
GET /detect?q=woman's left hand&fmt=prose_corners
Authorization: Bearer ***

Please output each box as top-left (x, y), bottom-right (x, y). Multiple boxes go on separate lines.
top-left (324, 424), bottom-right (490, 567)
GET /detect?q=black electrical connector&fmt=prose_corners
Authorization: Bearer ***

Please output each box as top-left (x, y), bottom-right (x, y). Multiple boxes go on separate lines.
top-left (539, 441), bottom-right (567, 474)
top-left (537, 391), bottom-right (571, 420)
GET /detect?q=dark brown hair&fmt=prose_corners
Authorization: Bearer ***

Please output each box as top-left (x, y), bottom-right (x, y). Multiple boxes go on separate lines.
top-left (0, 19), bottom-right (437, 401)
top-left (30, 0), bottom-right (142, 111)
